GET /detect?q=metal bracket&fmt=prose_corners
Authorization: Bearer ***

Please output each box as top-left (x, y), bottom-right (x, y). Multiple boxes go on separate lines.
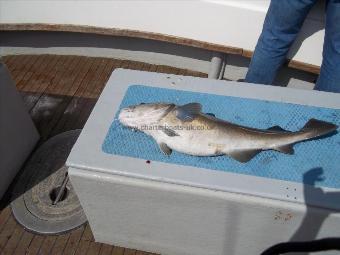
top-left (208, 52), bottom-right (227, 80)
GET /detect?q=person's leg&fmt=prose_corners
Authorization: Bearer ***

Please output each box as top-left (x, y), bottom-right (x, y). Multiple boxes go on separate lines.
top-left (245, 0), bottom-right (317, 85)
top-left (314, 0), bottom-right (340, 93)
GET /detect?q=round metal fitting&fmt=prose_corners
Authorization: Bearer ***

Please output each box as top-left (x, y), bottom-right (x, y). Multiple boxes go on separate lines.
top-left (11, 130), bottom-right (87, 234)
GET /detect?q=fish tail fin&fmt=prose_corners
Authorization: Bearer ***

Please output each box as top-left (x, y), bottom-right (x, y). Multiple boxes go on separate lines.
top-left (301, 119), bottom-right (338, 139)
top-left (272, 119), bottom-right (337, 155)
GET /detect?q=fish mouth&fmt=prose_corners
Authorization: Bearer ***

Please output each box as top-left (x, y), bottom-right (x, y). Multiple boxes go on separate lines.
top-left (118, 103), bottom-right (175, 129)
top-left (118, 108), bottom-right (136, 127)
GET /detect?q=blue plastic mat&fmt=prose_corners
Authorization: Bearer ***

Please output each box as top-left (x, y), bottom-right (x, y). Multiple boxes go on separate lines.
top-left (102, 85), bottom-right (340, 189)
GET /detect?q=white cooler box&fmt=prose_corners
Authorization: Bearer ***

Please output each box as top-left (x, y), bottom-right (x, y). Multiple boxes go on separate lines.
top-left (67, 69), bottom-right (340, 255)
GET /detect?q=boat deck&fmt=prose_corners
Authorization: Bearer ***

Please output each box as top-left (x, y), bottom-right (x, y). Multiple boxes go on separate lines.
top-left (0, 54), bottom-right (206, 255)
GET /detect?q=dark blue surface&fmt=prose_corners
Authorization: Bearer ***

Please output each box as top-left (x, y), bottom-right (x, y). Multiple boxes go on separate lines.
top-left (102, 85), bottom-right (340, 189)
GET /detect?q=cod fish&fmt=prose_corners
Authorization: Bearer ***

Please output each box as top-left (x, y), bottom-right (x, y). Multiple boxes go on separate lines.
top-left (118, 102), bottom-right (338, 163)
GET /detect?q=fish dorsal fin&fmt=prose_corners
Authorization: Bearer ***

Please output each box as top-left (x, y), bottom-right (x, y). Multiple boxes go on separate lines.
top-left (267, 125), bottom-right (289, 132)
top-left (159, 142), bottom-right (172, 155)
top-left (274, 144), bottom-right (294, 155)
top-left (227, 149), bottom-right (261, 163)
top-left (206, 113), bottom-right (216, 117)
top-left (176, 103), bottom-right (202, 121)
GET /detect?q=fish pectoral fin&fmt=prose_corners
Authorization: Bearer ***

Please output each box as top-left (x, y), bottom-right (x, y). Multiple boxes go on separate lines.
top-left (176, 103), bottom-right (202, 121)
top-left (267, 125), bottom-right (290, 132)
top-left (159, 142), bottom-right (172, 155)
top-left (274, 144), bottom-right (294, 155)
top-left (227, 149), bottom-right (261, 163)
top-left (162, 127), bottom-right (179, 137)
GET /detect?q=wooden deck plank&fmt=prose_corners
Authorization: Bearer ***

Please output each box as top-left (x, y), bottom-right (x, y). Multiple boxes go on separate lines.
top-left (31, 56), bottom-right (86, 140)
top-left (4, 55), bottom-right (27, 80)
top-left (6, 56), bottom-right (33, 84)
top-left (147, 64), bottom-right (158, 73)
top-left (124, 248), bottom-right (137, 255)
top-left (21, 55), bottom-right (55, 92)
top-left (1, 54), bottom-right (12, 65)
top-left (49, 233), bottom-right (71, 255)
top-left (72, 58), bottom-right (113, 129)
top-left (0, 54), bottom-right (206, 255)
top-left (62, 57), bottom-right (111, 131)
top-left (13, 55), bottom-right (39, 86)
top-left (16, 55), bottom-right (53, 113)
top-left (0, 213), bottom-right (18, 251)
top-left (0, 207), bottom-right (11, 233)
top-left (128, 61), bottom-right (144, 71)
top-left (1, 223), bottom-right (25, 255)
top-left (119, 59), bottom-right (132, 70)
top-left (32, 55), bottom-right (74, 100)
top-left (26, 235), bottom-right (45, 255)
top-left (176, 67), bottom-right (188, 76)
top-left (110, 59), bottom-right (123, 71)
top-left (85, 241), bottom-right (102, 255)
top-left (81, 58), bottom-right (110, 98)
top-left (91, 58), bottom-right (116, 98)
top-left (38, 235), bottom-right (58, 254)
top-left (111, 246), bottom-right (125, 255)
top-left (58, 56), bottom-right (94, 97)
top-left (98, 244), bottom-right (113, 255)
top-left (57, 57), bottom-right (107, 133)
top-left (3, 54), bottom-right (20, 71)
top-left (44, 56), bottom-right (81, 95)
top-left (59, 56), bottom-right (103, 100)
top-left (62, 226), bottom-right (85, 255)
top-left (31, 56), bottom-right (93, 140)
top-left (141, 62), bottom-right (152, 72)
top-left (74, 224), bottom-right (93, 255)
top-left (18, 55), bottom-right (50, 91)
top-left (9, 55), bottom-right (40, 91)
top-left (25, 55), bottom-right (64, 94)
top-left (12, 231), bottom-right (34, 255)
top-left (22, 55), bottom-right (66, 111)
top-left (48, 57), bottom-right (96, 136)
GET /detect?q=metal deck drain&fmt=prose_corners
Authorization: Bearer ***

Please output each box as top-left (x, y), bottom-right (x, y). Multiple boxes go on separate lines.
top-left (11, 130), bottom-right (87, 234)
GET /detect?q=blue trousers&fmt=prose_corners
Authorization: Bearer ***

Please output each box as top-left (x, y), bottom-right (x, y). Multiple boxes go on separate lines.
top-left (245, 0), bottom-right (340, 93)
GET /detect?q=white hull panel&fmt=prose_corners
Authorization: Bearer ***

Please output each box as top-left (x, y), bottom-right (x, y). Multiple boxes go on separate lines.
top-left (0, 0), bottom-right (325, 66)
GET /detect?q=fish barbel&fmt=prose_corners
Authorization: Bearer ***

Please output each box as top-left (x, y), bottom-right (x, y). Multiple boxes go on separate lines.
top-left (118, 102), bottom-right (338, 162)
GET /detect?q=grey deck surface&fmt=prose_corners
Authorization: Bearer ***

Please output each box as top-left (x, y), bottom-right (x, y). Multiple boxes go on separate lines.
top-left (0, 54), bottom-right (206, 255)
